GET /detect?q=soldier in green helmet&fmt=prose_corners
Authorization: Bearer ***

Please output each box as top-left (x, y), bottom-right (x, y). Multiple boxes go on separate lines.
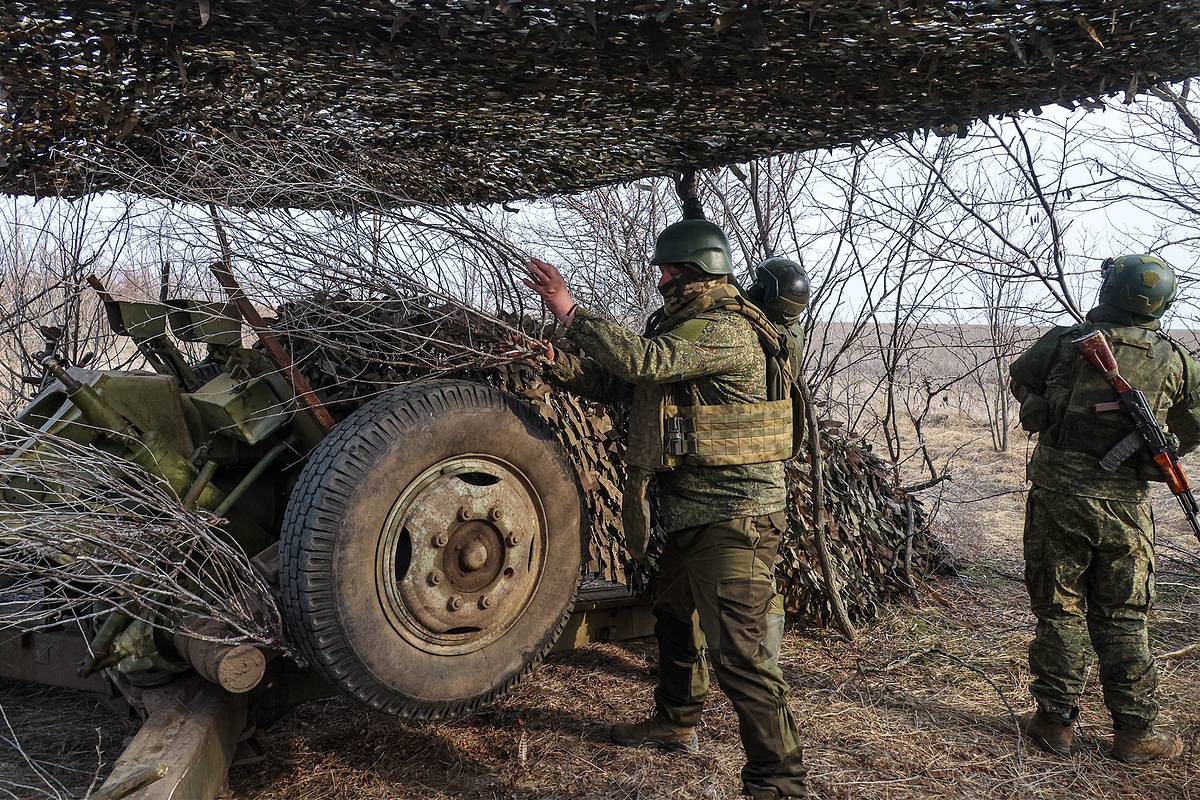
top-left (523, 219), bottom-right (807, 799)
top-left (1009, 253), bottom-right (1200, 763)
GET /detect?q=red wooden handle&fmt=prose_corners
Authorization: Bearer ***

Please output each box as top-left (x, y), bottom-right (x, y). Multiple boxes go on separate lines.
top-left (1155, 452), bottom-right (1190, 495)
top-left (1075, 331), bottom-right (1117, 372)
top-left (1074, 331), bottom-right (1132, 393)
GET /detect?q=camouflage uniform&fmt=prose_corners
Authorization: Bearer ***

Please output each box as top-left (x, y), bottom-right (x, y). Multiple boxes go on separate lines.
top-left (1010, 304), bottom-right (1200, 730)
top-left (548, 282), bottom-right (805, 797)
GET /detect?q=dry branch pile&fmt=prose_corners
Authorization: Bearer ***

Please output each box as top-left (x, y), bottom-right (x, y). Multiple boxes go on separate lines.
top-left (0, 418), bottom-right (286, 649)
top-left (5, 2), bottom-right (1200, 207)
top-left (276, 294), bottom-right (947, 624)
top-left (270, 292), bottom-right (521, 413)
top-left (782, 444), bottom-right (942, 624)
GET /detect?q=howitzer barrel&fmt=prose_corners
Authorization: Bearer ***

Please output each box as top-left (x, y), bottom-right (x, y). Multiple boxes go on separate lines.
top-left (40, 358), bottom-right (137, 437)
top-left (174, 620), bottom-right (267, 694)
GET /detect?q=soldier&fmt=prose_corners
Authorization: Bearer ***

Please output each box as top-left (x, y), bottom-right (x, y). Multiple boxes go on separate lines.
top-left (522, 220), bottom-right (807, 800)
top-left (1009, 254), bottom-right (1200, 763)
top-left (745, 256), bottom-right (811, 329)
top-left (745, 256), bottom-right (810, 379)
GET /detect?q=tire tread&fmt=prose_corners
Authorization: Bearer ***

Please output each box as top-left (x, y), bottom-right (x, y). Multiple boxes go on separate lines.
top-left (278, 380), bottom-right (580, 721)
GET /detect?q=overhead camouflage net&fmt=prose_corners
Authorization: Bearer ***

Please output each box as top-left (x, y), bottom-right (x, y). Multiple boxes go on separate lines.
top-left (4, 1), bottom-right (1200, 207)
top-left (273, 294), bottom-right (949, 625)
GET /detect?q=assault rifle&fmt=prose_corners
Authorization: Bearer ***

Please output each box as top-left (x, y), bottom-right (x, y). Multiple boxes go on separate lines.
top-left (1074, 330), bottom-right (1200, 540)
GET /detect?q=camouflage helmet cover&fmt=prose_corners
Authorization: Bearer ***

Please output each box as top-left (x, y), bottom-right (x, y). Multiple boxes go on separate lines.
top-left (747, 256), bottom-right (810, 324)
top-left (650, 219), bottom-right (734, 275)
top-left (1098, 254), bottom-right (1178, 319)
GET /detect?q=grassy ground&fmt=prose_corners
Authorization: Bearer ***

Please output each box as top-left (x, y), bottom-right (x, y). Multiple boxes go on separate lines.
top-left (4, 422), bottom-right (1200, 798)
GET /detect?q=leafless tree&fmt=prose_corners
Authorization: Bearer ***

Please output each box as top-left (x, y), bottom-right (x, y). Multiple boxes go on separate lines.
top-left (1088, 81), bottom-right (1200, 340)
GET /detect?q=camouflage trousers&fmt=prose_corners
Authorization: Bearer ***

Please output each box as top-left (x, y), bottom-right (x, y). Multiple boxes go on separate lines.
top-left (653, 511), bottom-right (806, 797)
top-left (1023, 486), bottom-right (1159, 729)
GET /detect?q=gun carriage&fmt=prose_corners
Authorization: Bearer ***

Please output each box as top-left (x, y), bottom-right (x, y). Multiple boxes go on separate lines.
top-left (1, 270), bottom-right (644, 798)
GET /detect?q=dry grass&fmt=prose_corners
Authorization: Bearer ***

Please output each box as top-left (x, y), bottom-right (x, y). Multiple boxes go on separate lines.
top-left (3, 419), bottom-right (1200, 799)
top-left (0, 682), bottom-right (134, 798)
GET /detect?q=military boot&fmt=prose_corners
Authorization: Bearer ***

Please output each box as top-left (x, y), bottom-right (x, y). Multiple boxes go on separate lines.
top-left (1018, 708), bottom-right (1075, 756)
top-left (1111, 724), bottom-right (1184, 764)
top-left (608, 713), bottom-right (699, 754)
top-left (744, 785), bottom-right (806, 799)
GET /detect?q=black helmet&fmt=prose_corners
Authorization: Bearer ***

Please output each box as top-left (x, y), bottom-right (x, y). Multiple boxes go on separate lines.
top-left (747, 257), bottom-right (810, 325)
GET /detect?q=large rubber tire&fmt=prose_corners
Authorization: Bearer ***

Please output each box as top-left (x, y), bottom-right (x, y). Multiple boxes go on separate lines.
top-left (279, 380), bottom-right (584, 720)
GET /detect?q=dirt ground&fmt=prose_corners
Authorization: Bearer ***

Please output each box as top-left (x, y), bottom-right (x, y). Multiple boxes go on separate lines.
top-left (3, 422), bottom-right (1200, 799)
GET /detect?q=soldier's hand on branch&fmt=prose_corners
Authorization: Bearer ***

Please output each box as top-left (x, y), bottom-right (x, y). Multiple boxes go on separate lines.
top-left (499, 332), bottom-right (556, 366)
top-left (523, 258), bottom-right (577, 324)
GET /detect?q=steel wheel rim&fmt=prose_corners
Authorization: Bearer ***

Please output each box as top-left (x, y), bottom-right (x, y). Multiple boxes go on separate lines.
top-left (377, 455), bottom-right (548, 656)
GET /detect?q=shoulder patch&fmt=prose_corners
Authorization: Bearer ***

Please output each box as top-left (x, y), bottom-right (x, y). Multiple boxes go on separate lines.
top-left (670, 318), bottom-right (712, 343)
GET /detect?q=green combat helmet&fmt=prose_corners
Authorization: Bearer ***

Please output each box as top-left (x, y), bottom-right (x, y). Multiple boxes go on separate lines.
top-left (650, 220), bottom-right (733, 275)
top-left (746, 257), bottom-right (810, 326)
top-left (1099, 254), bottom-right (1178, 319)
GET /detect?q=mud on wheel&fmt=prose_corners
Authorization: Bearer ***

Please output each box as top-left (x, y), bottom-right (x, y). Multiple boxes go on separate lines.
top-left (278, 380), bottom-right (584, 719)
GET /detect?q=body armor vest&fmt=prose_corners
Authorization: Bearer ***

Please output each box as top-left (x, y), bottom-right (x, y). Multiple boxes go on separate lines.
top-left (625, 287), bottom-right (801, 471)
top-left (1040, 322), bottom-right (1183, 481)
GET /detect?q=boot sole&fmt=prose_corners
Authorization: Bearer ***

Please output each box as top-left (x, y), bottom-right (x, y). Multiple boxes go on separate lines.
top-left (609, 733), bottom-right (699, 755)
top-left (1110, 746), bottom-right (1184, 764)
top-left (1021, 732), bottom-right (1071, 757)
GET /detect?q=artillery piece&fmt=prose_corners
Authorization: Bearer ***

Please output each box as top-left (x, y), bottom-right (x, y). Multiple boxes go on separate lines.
top-left (0, 272), bottom-right (642, 798)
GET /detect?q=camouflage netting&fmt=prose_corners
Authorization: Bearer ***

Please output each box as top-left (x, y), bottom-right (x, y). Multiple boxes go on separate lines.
top-left (4, 2), bottom-right (1200, 208)
top-left (273, 294), bottom-right (948, 625)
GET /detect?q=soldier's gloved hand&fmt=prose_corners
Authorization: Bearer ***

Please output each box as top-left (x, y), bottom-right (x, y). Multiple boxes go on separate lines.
top-left (523, 258), bottom-right (577, 324)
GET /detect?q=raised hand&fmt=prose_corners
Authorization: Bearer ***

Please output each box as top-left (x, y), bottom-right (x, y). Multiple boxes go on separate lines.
top-left (522, 258), bottom-right (577, 323)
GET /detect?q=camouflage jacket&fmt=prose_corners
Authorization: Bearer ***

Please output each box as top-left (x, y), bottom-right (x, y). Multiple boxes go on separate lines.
top-left (547, 286), bottom-right (787, 532)
top-left (1009, 304), bottom-right (1200, 501)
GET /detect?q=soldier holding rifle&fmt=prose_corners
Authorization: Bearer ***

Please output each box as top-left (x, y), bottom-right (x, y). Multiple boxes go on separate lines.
top-left (1010, 254), bottom-right (1200, 763)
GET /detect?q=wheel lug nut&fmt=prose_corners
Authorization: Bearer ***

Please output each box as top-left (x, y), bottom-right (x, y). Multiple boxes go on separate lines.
top-left (488, 507), bottom-right (504, 521)
top-left (457, 507), bottom-right (473, 521)
top-left (505, 532), bottom-right (520, 547)
top-left (432, 532), bottom-right (449, 547)
top-left (428, 570), bottom-right (444, 586)
top-left (478, 595), bottom-right (492, 609)
top-left (447, 595), bottom-right (463, 611)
